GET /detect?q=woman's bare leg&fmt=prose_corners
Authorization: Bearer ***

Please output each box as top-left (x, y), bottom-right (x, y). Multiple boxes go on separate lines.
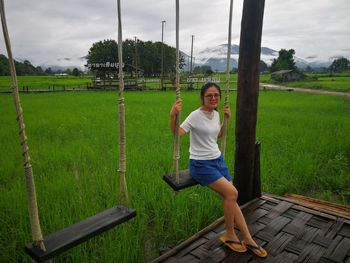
top-left (208, 177), bottom-right (242, 249)
top-left (208, 177), bottom-right (258, 247)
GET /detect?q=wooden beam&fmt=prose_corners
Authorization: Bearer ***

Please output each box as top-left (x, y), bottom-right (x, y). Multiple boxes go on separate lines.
top-left (234, 0), bottom-right (265, 205)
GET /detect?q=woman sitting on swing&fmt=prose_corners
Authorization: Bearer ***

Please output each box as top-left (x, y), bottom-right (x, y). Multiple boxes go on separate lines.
top-left (170, 82), bottom-right (267, 258)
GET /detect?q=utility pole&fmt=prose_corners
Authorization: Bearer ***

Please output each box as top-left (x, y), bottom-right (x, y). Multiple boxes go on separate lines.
top-left (190, 35), bottom-right (194, 74)
top-left (189, 35), bottom-right (194, 90)
top-left (161, 20), bottom-right (166, 90)
top-left (134, 36), bottom-right (138, 89)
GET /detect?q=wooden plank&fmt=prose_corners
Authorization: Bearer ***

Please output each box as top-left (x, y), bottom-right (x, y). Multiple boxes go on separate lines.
top-left (327, 237), bottom-right (350, 262)
top-left (263, 194), bottom-right (350, 223)
top-left (283, 212), bottom-right (313, 239)
top-left (325, 218), bottom-right (345, 239)
top-left (284, 193), bottom-right (350, 219)
top-left (265, 201), bottom-right (294, 219)
top-left (262, 215), bottom-right (291, 236)
top-left (285, 238), bottom-right (306, 254)
top-left (25, 206), bottom-right (136, 262)
top-left (190, 246), bottom-right (210, 261)
top-left (177, 254), bottom-right (200, 263)
top-left (264, 232), bottom-right (294, 255)
top-left (296, 243), bottom-right (327, 263)
top-left (245, 208), bottom-right (269, 225)
top-left (338, 224), bottom-right (350, 238)
top-left (163, 169), bottom-right (198, 191)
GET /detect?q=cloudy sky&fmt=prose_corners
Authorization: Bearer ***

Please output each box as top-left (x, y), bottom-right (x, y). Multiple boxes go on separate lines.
top-left (1, 0), bottom-right (349, 69)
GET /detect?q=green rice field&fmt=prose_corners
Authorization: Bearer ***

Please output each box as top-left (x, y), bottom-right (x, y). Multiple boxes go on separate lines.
top-left (1, 72), bottom-right (349, 93)
top-left (282, 75), bottom-right (350, 92)
top-left (0, 90), bottom-right (349, 262)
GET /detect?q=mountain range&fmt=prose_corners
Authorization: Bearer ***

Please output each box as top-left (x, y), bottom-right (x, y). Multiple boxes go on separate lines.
top-left (184, 44), bottom-right (348, 72)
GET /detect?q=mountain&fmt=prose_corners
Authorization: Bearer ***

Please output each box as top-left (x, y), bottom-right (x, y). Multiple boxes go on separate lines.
top-left (189, 44), bottom-right (346, 71)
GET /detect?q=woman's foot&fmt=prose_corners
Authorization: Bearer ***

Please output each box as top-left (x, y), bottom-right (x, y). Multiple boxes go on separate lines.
top-left (219, 235), bottom-right (247, 253)
top-left (242, 238), bottom-right (268, 258)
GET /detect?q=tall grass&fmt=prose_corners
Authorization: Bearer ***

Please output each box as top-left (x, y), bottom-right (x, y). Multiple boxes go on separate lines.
top-left (0, 90), bottom-right (349, 262)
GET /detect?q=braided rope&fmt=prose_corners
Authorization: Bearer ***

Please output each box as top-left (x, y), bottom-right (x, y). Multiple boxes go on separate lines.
top-left (0, 0), bottom-right (45, 251)
top-left (117, 0), bottom-right (129, 208)
top-left (173, 0), bottom-right (181, 183)
top-left (220, 0), bottom-right (234, 156)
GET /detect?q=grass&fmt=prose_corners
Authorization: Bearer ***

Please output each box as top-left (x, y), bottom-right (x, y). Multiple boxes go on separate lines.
top-left (2, 72), bottom-right (348, 93)
top-left (259, 72), bottom-right (350, 92)
top-left (282, 75), bottom-right (350, 92)
top-left (1, 90), bottom-right (350, 262)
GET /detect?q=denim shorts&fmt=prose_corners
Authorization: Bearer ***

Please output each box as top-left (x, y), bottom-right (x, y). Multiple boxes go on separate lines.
top-left (189, 155), bottom-right (232, 186)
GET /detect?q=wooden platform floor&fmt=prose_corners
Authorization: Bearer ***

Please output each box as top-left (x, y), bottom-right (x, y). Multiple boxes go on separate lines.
top-left (154, 194), bottom-right (350, 263)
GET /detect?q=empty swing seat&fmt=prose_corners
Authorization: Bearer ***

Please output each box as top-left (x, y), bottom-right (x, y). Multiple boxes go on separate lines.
top-left (163, 169), bottom-right (198, 191)
top-left (25, 206), bottom-right (136, 263)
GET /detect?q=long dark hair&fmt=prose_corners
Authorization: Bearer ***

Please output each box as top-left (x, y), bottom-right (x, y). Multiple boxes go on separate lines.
top-left (200, 82), bottom-right (221, 105)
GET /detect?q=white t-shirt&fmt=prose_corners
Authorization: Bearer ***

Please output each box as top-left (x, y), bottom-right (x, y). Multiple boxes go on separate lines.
top-left (180, 109), bottom-right (221, 160)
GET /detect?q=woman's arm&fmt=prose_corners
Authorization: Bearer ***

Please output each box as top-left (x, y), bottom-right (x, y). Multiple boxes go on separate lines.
top-left (170, 99), bottom-right (186, 137)
top-left (218, 106), bottom-right (231, 138)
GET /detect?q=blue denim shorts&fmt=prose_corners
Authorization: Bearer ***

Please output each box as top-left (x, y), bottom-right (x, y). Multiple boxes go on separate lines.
top-left (189, 155), bottom-right (232, 186)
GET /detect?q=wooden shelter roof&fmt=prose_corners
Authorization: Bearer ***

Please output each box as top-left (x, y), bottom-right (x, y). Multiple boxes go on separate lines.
top-left (153, 194), bottom-right (350, 263)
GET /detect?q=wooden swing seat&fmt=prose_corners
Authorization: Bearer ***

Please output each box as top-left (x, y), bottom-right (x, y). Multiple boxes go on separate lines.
top-left (163, 169), bottom-right (198, 191)
top-left (25, 206), bottom-right (136, 263)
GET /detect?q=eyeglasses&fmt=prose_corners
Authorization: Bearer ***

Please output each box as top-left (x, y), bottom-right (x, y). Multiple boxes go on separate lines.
top-left (204, 93), bottom-right (220, 99)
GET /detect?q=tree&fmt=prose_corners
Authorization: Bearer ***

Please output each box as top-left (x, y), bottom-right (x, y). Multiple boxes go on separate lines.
top-left (270, 49), bottom-right (297, 72)
top-left (0, 54), bottom-right (10, 76)
top-left (193, 65), bottom-right (212, 74)
top-left (329, 57), bottom-right (349, 73)
top-left (45, 67), bottom-right (53, 75)
top-left (72, 68), bottom-right (80, 76)
top-left (86, 39), bottom-right (183, 78)
top-left (259, 60), bottom-right (268, 72)
top-left (205, 68), bottom-right (214, 76)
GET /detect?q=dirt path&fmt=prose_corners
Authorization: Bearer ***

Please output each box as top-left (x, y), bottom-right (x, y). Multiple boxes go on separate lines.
top-left (260, 83), bottom-right (350, 99)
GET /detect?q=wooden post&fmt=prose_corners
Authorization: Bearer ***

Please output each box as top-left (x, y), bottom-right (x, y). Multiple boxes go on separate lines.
top-left (233, 0), bottom-right (265, 205)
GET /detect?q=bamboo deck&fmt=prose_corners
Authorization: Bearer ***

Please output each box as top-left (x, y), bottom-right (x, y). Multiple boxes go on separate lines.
top-left (153, 194), bottom-right (350, 263)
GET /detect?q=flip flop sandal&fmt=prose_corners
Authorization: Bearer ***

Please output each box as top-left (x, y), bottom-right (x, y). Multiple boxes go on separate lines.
top-left (244, 243), bottom-right (268, 258)
top-left (219, 236), bottom-right (247, 253)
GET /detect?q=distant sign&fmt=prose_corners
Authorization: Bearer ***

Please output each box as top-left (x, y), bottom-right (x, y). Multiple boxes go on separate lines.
top-left (87, 62), bottom-right (124, 69)
top-left (187, 77), bottom-right (220, 83)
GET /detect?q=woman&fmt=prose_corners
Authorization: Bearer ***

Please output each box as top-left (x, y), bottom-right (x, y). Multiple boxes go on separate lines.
top-left (170, 82), bottom-right (267, 258)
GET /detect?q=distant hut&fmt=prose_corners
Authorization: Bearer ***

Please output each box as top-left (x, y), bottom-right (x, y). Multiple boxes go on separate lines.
top-left (271, 69), bottom-right (304, 82)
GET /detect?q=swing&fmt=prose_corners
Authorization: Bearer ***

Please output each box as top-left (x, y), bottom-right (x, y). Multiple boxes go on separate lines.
top-left (0, 1), bottom-right (135, 262)
top-left (163, 0), bottom-right (234, 191)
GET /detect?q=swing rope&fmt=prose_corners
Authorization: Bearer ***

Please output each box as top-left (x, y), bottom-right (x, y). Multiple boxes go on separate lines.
top-left (117, 0), bottom-right (129, 208)
top-left (173, 0), bottom-right (181, 183)
top-left (220, 0), bottom-right (234, 156)
top-left (172, 0), bottom-right (233, 183)
top-left (0, 0), bottom-right (46, 251)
